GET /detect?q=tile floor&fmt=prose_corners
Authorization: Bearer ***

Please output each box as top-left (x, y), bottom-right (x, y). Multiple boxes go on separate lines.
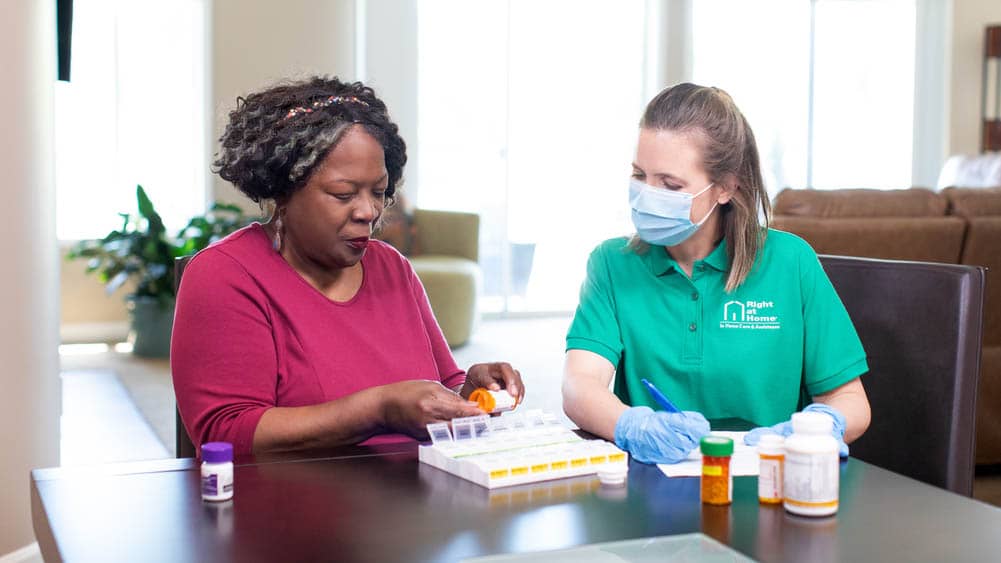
top-left (60, 369), bottom-right (168, 466)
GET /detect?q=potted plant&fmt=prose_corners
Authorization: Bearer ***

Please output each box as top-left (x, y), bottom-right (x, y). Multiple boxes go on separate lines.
top-left (68, 185), bottom-right (254, 357)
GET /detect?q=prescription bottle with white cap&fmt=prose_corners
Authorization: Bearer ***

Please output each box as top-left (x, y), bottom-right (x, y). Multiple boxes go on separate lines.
top-left (783, 412), bottom-right (838, 517)
top-left (757, 434), bottom-right (785, 504)
top-left (469, 388), bottom-right (517, 414)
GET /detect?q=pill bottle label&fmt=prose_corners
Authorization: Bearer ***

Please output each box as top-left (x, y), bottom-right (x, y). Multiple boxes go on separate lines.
top-left (702, 465), bottom-right (723, 477)
top-left (784, 450), bottom-right (837, 516)
top-left (758, 454), bottom-right (784, 504)
top-left (203, 474), bottom-right (219, 496)
top-left (202, 464), bottom-right (234, 501)
top-left (700, 457), bottom-right (732, 505)
top-left (470, 388), bottom-right (517, 414)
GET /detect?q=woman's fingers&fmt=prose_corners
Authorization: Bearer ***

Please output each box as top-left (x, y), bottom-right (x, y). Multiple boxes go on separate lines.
top-left (497, 365), bottom-right (524, 402)
top-left (423, 383), bottom-right (481, 420)
top-left (467, 363), bottom-right (524, 401)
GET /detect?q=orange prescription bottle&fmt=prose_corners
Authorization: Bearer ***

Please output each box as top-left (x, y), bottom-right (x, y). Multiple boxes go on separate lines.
top-left (758, 434), bottom-right (785, 504)
top-left (469, 388), bottom-right (517, 414)
top-left (700, 435), bottom-right (734, 505)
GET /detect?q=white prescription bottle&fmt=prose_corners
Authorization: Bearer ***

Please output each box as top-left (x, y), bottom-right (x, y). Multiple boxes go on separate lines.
top-left (469, 388), bottom-right (517, 414)
top-left (783, 412), bottom-right (839, 517)
top-left (757, 434), bottom-right (785, 504)
top-left (201, 442), bottom-right (234, 502)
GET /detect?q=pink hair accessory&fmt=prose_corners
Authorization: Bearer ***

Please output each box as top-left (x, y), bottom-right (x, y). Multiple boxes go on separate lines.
top-left (283, 95), bottom-right (370, 121)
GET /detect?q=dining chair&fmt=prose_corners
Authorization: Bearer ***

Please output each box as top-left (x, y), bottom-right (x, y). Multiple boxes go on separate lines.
top-left (820, 255), bottom-right (984, 495)
top-left (174, 255), bottom-right (197, 458)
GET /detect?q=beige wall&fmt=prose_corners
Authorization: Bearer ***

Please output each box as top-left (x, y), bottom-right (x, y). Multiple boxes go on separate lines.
top-left (210, 0), bottom-right (357, 208)
top-left (949, 0), bottom-right (1001, 156)
top-left (361, 0), bottom-right (419, 203)
top-left (1, 0), bottom-right (61, 554)
top-left (60, 246), bottom-right (131, 341)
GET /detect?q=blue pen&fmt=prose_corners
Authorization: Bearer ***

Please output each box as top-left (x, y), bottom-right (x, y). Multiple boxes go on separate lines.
top-left (641, 378), bottom-right (680, 413)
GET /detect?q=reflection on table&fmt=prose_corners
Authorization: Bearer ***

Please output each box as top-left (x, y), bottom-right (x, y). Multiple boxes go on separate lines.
top-left (30, 442), bottom-right (1001, 562)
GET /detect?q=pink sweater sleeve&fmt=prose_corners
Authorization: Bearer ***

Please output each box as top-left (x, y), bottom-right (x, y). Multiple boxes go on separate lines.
top-left (171, 250), bottom-right (275, 455)
top-left (406, 262), bottom-right (466, 389)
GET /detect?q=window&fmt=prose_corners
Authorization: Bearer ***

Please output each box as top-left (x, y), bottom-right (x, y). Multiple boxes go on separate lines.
top-left (811, 0), bottom-right (915, 189)
top-left (418, 0), bottom-right (645, 313)
top-left (55, 0), bottom-right (207, 241)
top-left (416, 0), bottom-right (919, 313)
top-left (692, 0), bottom-right (916, 194)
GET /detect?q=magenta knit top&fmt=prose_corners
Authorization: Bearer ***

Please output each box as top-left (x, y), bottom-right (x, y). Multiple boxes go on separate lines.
top-left (170, 223), bottom-right (465, 454)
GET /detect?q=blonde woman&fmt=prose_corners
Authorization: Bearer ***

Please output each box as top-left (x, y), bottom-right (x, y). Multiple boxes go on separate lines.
top-left (562, 83), bottom-right (871, 464)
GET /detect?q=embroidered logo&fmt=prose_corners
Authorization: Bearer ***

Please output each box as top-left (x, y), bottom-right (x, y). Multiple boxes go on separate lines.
top-left (720, 300), bottom-right (781, 330)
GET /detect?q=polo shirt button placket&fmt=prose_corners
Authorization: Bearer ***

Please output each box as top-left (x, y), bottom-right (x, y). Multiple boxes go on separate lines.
top-left (689, 322), bottom-right (697, 332)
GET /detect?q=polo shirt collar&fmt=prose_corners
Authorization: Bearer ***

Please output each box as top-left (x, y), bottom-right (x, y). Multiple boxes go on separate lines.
top-left (643, 244), bottom-right (675, 277)
top-left (703, 239), bottom-right (729, 272)
top-left (642, 238), bottom-right (729, 276)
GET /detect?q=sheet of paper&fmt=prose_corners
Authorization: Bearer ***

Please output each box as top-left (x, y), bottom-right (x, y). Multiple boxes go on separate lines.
top-left (657, 431), bottom-right (759, 478)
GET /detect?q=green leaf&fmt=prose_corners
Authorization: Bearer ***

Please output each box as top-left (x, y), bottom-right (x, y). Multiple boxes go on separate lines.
top-left (136, 185), bottom-right (167, 235)
top-left (65, 189), bottom-right (260, 304)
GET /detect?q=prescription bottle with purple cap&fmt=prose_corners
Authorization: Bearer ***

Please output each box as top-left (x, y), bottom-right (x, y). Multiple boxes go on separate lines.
top-left (201, 442), bottom-right (234, 502)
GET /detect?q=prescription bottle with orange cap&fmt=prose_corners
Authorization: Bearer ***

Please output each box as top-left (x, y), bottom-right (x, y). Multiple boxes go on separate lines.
top-left (469, 388), bottom-right (517, 414)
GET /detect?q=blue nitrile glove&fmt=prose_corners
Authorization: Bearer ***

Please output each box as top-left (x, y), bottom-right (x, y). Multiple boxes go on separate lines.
top-left (744, 403), bottom-right (849, 457)
top-left (614, 406), bottom-right (711, 464)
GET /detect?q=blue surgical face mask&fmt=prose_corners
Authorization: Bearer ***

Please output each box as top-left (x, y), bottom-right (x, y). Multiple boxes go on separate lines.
top-left (629, 178), bottom-right (718, 247)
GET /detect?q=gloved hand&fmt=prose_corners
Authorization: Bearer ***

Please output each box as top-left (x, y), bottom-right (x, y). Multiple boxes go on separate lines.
top-left (614, 406), bottom-right (710, 464)
top-left (744, 403), bottom-right (849, 457)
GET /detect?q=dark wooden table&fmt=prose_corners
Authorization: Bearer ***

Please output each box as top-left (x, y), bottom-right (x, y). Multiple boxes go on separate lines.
top-left (31, 442), bottom-right (1001, 562)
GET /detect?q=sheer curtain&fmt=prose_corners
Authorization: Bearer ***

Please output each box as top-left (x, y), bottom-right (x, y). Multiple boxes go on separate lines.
top-left (416, 0), bottom-right (919, 313)
top-left (417, 0), bottom-right (644, 313)
top-left (692, 0), bottom-right (916, 195)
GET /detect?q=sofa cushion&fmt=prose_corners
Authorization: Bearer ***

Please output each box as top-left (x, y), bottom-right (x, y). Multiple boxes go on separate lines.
top-left (977, 346), bottom-right (1001, 465)
top-left (773, 188), bottom-right (948, 218)
top-left (771, 217), bottom-right (966, 264)
top-left (410, 256), bottom-right (479, 348)
top-left (942, 186), bottom-right (1001, 217)
top-left (955, 217), bottom-right (1001, 344)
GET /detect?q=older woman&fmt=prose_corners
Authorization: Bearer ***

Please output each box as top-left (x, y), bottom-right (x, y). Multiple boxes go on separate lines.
top-left (172, 76), bottom-right (522, 455)
top-left (562, 83), bottom-right (871, 464)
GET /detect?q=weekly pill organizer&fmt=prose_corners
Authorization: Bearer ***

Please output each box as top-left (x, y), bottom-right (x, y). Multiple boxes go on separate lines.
top-left (418, 409), bottom-right (629, 489)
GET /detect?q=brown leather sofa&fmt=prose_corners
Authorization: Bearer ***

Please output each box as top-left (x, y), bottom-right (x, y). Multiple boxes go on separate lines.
top-left (772, 187), bottom-right (1001, 466)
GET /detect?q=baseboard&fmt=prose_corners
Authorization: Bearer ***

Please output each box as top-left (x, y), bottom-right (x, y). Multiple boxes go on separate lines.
top-left (60, 321), bottom-right (129, 344)
top-left (0, 543), bottom-right (41, 563)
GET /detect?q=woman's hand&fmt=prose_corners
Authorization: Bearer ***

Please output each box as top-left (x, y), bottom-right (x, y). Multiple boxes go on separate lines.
top-left (460, 362), bottom-right (524, 404)
top-left (381, 380), bottom-right (483, 439)
top-left (614, 406), bottom-right (710, 464)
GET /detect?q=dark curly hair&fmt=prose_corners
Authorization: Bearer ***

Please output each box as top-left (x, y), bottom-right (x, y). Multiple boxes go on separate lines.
top-left (213, 76), bottom-right (407, 205)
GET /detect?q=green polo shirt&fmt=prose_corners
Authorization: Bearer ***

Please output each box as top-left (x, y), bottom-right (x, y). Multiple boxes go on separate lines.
top-left (566, 229), bottom-right (868, 427)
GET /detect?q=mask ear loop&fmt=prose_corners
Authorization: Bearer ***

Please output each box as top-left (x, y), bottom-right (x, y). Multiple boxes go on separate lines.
top-left (693, 183), bottom-right (719, 226)
top-left (695, 201), bottom-right (719, 226)
top-left (692, 181), bottom-right (716, 199)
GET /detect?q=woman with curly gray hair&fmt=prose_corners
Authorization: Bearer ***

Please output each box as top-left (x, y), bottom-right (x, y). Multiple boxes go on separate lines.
top-left (171, 76), bottom-right (523, 455)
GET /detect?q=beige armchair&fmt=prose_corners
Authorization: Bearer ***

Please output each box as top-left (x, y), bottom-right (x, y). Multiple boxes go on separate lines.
top-left (408, 209), bottom-right (481, 348)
